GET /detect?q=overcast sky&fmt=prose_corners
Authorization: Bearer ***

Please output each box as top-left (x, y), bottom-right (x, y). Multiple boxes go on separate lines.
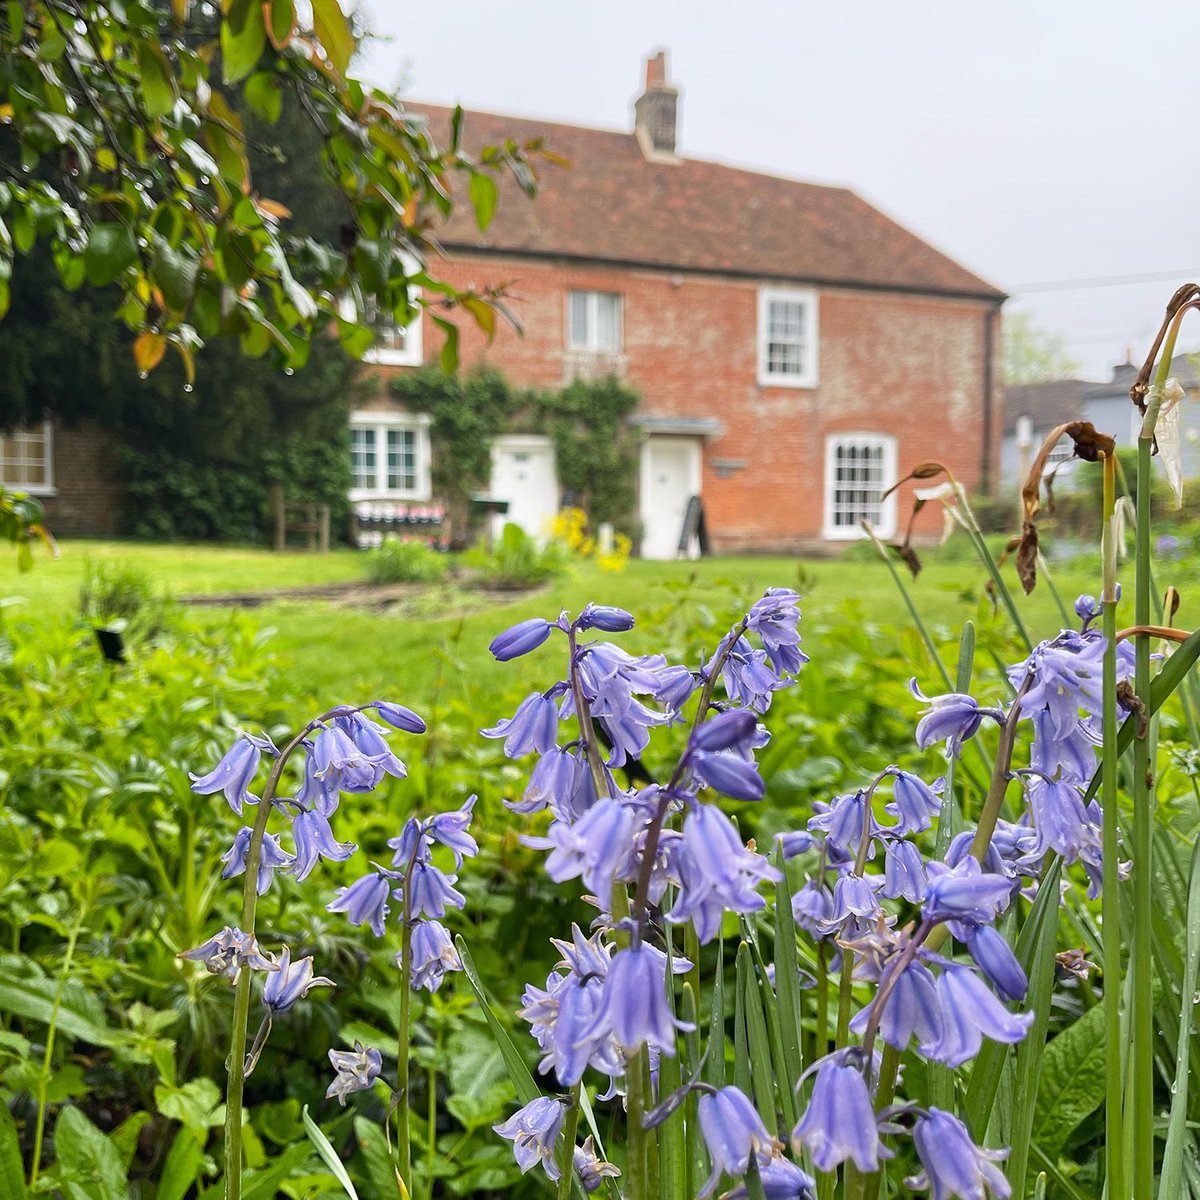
top-left (356, 0), bottom-right (1200, 381)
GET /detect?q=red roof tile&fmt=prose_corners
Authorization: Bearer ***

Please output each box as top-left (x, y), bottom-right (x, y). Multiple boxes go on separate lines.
top-left (411, 104), bottom-right (1004, 301)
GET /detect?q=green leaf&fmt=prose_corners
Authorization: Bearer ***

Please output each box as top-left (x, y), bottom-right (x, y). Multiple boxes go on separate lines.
top-left (150, 241), bottom-right (200, 311)
top-left (0, 1105), bottom-right (26, 1200)
top-left (154, 1077), bottom-right (223, 1136)
top-left (266, 0), bottom-right (296, 48)
top-left (84, 224), bottom-right (137, 287)
top-left (468, 173), bottom-right (498, 231)
top-left (0, 955), bottom-right (116, 1046)
top-left (771, 843), bottom-right (804, 1101)
top-left (157, 1129), bottom-right (203, 1200)
top-left (311, 0), bottom-right (355, 75)
top-left (705, 936), bottom-right (726, 1089)
top-left (54, 1107), bottom-right (126, 1200)
top-left (336, 315), bottom-right (374, 360)
top-left (244, 72), bottom-right (283, 124)
top-left (301, 1105), bottom-right (358, 1199)
top-left (137, 42), bottom-right (176, 118)
top-left (221, 0), bottom-right (268, 84)
top-left (1031, 1004), bottom-right (1106, 1161)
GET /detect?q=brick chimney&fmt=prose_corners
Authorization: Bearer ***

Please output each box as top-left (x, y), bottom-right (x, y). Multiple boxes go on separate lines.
top-left (634, 50), bottom-right (680, 159)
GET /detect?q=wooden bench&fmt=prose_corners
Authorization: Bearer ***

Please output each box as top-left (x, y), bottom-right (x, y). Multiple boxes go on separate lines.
top-left (269, 484), bottom-right (330, 553)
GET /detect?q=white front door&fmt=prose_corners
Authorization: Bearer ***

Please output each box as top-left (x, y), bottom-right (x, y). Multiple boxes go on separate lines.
top-left (640, 436), bottom-right (702, 559)
top-left (489, 435), bottom-right (559, 541)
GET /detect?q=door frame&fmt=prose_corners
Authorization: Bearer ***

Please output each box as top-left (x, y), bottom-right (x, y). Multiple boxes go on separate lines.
top-left (639, 435), bottom-right (703, 559)
top-left (489, 434), bottom-right (559, 541)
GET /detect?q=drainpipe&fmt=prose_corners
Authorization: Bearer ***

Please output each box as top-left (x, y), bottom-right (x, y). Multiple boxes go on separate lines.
top-left (980, 301), bottom-right (1002, 495)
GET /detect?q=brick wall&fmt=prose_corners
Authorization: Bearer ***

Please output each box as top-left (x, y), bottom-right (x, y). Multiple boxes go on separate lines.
top-left (359, 253), bottom-right (1001, 552)
top-left (41, 419), bottom-right (125, 537)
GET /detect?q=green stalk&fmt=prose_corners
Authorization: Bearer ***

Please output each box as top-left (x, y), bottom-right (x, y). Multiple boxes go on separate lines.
top-left (395, 867), bottom-right (414, 1197)
top-left (1100, 450), bottom-right (1126, 1200)
top-left (556, 1084), bottom-right (582, 1200)
top-left (29, 897), bottom-right (89, 1187)
top-left (426, 1029), bottom-right (439, 1200)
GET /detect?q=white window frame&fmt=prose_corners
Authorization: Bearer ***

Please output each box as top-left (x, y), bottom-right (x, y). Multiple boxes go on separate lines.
top-left (0, 420), bottom-right (54, 496)
top-left (349, 412), bottom-right (432, 501)
top-left (823, 433), bottom-right (897, 540)
top-left (566, 290), bottom-right (623, 354)
top-left (338, 256), bottom-right (424, 367)
top-left (757, 287), bottom-right (819, 388)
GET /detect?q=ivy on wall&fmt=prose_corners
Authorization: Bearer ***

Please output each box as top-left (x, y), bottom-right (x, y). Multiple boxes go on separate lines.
top-left (389, 368), bottom-right (640, 536)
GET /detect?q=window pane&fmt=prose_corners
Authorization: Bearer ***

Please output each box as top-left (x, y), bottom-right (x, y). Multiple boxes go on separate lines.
top-left (830, 439), bottom-right (887, 528)
top-left (0, 428), bottom-right (49, 488)
top-left (568, 292), bottom-right (589, 348)
top-left (764, 296), bottom-right (810, 379)
top-left (350, 428), bottom-right (377, 490)
top-left (595, 294), bottom-right (620, 351)
top-left (387, 429), bottom-right (416, 490)
top-left (568, 291), bottom-right (621, 352)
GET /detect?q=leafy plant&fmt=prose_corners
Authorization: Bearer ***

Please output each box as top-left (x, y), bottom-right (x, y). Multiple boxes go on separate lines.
top-left (78, 560), bottom-right (177, 640)
top-left (464, 523), bottom-right (570, 589)
top-left (365, 536), bottom-right (448, 585)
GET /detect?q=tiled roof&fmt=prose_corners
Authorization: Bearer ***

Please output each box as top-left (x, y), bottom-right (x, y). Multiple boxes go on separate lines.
top-left (1003, 379), bottom-right (1091, 436)
top-left (410, 104), bottom-right (1005, 301)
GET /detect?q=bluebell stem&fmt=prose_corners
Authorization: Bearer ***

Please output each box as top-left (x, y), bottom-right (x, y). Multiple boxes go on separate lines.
top-left (791, 1054), bottom-right (889, 1172)
top-left (220, 828), bottom-right (294, 895)
top-left (407, 920), bottom-right (461, 992)
top-left (326, 865), bottom-right (400, 936)
top-left (325, 1042), bottom-right (383, 1106)
top-left (696, 1084), bottom-right (776, 1197)
top-left (179, 927), bottom-right (277, 981)
top-left (493, 1096), bottom-right (566, 1181)
top-left (189, 733), bottom-right (275, 815)
top-left (908, 1107), bottom-right (1011, 1200)
top-left (261, 946), bottom-right (334, 1013)
top-left (489, 617), bottom-right (554, 661)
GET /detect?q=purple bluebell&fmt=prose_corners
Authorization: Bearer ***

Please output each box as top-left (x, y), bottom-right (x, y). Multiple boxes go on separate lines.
top-left (850, 959), bottom-right (942, 1053)
top-left (691, 708), bottom-right (759, 752)
top-left (428, 794), bottom-right (479, 866)
top-left (697, 1085), bottom-right (775, 1198)
top-left (668, 803), bottom-right (781, 942)
top-left (523, 797), bottom-right (636, 911)
top-left (573, 1136), bottom-right (620, 1192)
top-left (819, 871), bottom-right (884, 934)
top-left (921, 966), bottom-right (1033, 1067)
top-left (885, 771), bottom-right (944, 836)
top-left (910, 681), bottom-right (991, 756)
top-left (493, 1096), bottom-right (566, 1181)
top-left (513, 746), bottom-right (601, 821)
top-left (262, 945), bottom-right (334, 1012)
top-left (747, 587), bottom-right (808, 676)
top-left (1028, 705), bottom-right (1097, 785)
top-left (387, 816), bottom-right (426, 867)
top-left (1026, 776), bottom-right (1096, 861)
top-left (791, 881), bottom-right (834, 937)
top-left (489, 617), bottom-right (553, 662)
top-left (1008, 629), bottom-right (1109, 738)
top-left (1074, 593), bottom-right (1102, 630)
top-left (726, 1156), bottom-right (815, 1199)
top-left (290, 808), bottom-right (356, 882)
top-left (692, 748), bottom-right (766, 801)
top-left (575, 603), bottom-right (635, 632)
top-left (372, 700), bottom-right (427, 733)
top-left (791, 1056), bottom-right (887, 1172)
top-left (408, 920), bottom-right (461, 992)
top-left (655, 664), bottom-right (699, 712)
top-left (327, 866), bottom-right (400, 937)
top-left (923, 858), bottom-right (1012, 926)
top-left (481, 692), bottom-right (560, 758)
top-left (582, 943), bottom-right (691, 1053)
top-left (710, 634), bottom-right (788, 714)
top-left (325, 1041), bottom-right (383, 1105)
top-left (312, 723), bottom-right (388, 793)
top-left (293, 743), bottom-right (341, 816)
top-left (334, 711), bottom-right (408, 783)
top-left (881, 838), bottom-right (928, 903)
top-left (189, 734), bottom-right (273, 815)
top-left (909, 1107), bottom-right (1011, 1199)
top-left (777, 830), bottom-right (816, 860)
top-left (408, 860), bottom-right (466, 918)
top-left (808, 791), bottom-right (878, 857)
top-left (963, 924), bottom-right (1027, 1002)
top-left (221, 827), bottom-right (295, 895)
top-left (178, 926), bottom-right (277, 981)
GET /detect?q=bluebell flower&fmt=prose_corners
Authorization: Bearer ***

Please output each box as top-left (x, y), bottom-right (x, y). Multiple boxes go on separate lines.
top-left (493, 1096), bottom-right (566, 1181)
top-left (910, 681), bottom-right (991, 756)
top-left (923, 858), bottom-right (1012, 925)
top-left (1029, 705), bottom-right (1097, 784)
top-left (691, 709), bottom-right (760, 752)
top-left (523, 797), bottom-right (636, 911)
top-left (747, 587), bottom-right (808, 676)
top-left (573, 1136), bottom-right (621, 1192)
top-left (582, 943), bottom-right (691, 1053)
top-left (655, 664), bottom-right (699, 712)
top-left (408, 920), bottom-right (461, 992)
top-left (575, 603), bottom-right (635, 632)
top-left (850, 959), bottom-right (942, 1052)
top-left (819, 871), bottom-right (884, 934)
top-left (692, 748), bottom-right (766, 801)
top-left (178, 926), bottom-right (277, 981)
top-left (791, 881), bottom-right (834, 937)
top-left (387, 816), bottom-right (426, 868)
top-left (885, 771), bottom-right (944, 836)
top-left (791, 1056), bottom-right (888, 1172)
top-left (697, 1085), bottom-right (775, 1198)
top-left (489, 617), bottom-right (553, 662)
top-left (710, 634), bottom-right (789, 714)
top-left (372, 700), bottom-right (427, 733)
top-left (312, 723), bottom-right (387, 793)
top-left (726, 1155), bottom-right (815, 1199)
top-left (327, 866), bottom-right (400, 937)
top-left (325, 1041), bottom-right (383, 1105)
top-left (190, 734), bottom-right (273, 815)
top-left (428, 795), bottom-right (479, 866)
top-left (293, 743), bottom-right (341, 816)
top-left (290, 808), bottom-right (356, 882)
top-left (408, 860), bottom-right (466, 918)
top-left (777, 830), bottom-right (816, 860)
top-left (808, 791), bottom-right (878, 857)
top-left (1009, 630), bottom-right (1107, 738)
top-left (881, 839), bottom-right (928, 903)
top-left (908, 1107), bottom-right (1011, 1199)
top-left (221, 827), bottom-right (295, 895)
top-left (1074, 593), bottom-right (1102, 630)
top-left (921, 965), bottom-right (1033, 1067)
top-left (1026, 776), bottom-right (1096, 861)
top-left (334, 711), bottom-right (408, 783)
top-left (481, 692), bottom-right (560, 758)
top-left (262, 945), bottom-right (334, 1013)
top-left (512, 746), bottom-right (602, 821)
top-left (963, 925), bottom-right (1027, 1002)
top-left (538, 970), bottom-right (612, 1085)
top-left (668, 803), bottom-right (781, 942)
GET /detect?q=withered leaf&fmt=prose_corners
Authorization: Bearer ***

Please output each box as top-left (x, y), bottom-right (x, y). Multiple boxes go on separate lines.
top-left (1165, 586), bottom-right (1181, 623)
top-left (889, 540), bottom-right (922, 580)
top-left (1016, 521), bottom-right (1039, 595)
top-left (910, 462), bottom-right (945, 479)
top-left (1064, 421), bottom-right (1116, 463)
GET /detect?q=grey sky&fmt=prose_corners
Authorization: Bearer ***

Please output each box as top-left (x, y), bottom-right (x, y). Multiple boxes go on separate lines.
top-left (357, 0), bottom-right (1200, 381)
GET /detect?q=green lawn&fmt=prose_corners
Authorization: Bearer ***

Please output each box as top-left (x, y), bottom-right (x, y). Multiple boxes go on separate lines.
top-left (3, 538), bottom-right (1123, 707)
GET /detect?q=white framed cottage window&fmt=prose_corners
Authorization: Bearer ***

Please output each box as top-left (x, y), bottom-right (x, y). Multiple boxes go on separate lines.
top-left (758, 288), bottom-right (818, 387)
top-left (0, 421), bottom-right (54, 495)
top-left (567, 290), bottom-right (622, 353)
top-left (362, 293), bottom-right (423, 367)
top-left (824, 433), bottom-right (897, 539)
top-left (349, 413), bottom-right (432, 501)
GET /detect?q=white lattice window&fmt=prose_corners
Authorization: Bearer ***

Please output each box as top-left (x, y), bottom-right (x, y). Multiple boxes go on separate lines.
top-left (363, 293), bottom-right (423, 367)
top-left (758, 288), bottom-right (818, 387)
top-left (824, 434), bottom-right (897, 539)
top-left (0, 422), bottom-right (53, 494)
top-left (567, 291), bottom-right (622, 353)
top-left (349, 413), bottom-right (431, 500)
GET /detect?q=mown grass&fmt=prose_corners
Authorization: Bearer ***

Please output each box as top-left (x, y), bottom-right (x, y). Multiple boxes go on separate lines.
top-left (2, 537), bottom-right (1123, 707)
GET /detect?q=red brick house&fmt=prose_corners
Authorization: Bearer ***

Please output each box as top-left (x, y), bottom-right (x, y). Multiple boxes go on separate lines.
top-left (349, 52), bottom-right (1005, 556)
